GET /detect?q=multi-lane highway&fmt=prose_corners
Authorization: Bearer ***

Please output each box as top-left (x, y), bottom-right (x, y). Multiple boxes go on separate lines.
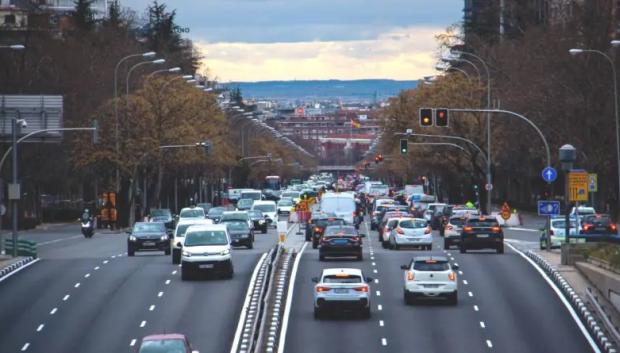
top-left (283, 219), bottom-right (597, 353)
top-left (0, 224), bottom-right (278, 353)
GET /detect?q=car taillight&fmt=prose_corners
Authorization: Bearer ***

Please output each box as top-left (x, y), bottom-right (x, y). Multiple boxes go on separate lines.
top-left (463, 226), bottom-right (473, 233)
top-left (491, 226), bottom-right (501, 233)
top-left (424, 227), bottom-right (432, 234)
top-left (353, 286), bottom-right (369, 292)
top-left (407, 271), bottom-right (414, 281)
top-left (396, 227), bottom-right (404, 234)
top-left (316, 286), bottom-right (331, 292)
top-left (610, 224), bottom-right (618, 232)
top-left (448, 272), bottom-right (456, 281)
top-left (447, 225), bottom-right (453, 230)
top-left (350, 236), bottom-right (359, 241)
top-left (314, 227), bottom-right (321, 232)
top-left (583, 224), bottom-right (593, 231)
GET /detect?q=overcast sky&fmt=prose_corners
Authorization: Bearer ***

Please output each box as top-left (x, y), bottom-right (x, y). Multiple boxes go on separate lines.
top-left (122, 0), bottom-right (464, 81)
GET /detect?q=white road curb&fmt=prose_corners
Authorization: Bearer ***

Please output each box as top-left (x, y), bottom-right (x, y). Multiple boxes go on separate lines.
top-left (0, 257), bottom-right (40, 283)
top-left (277, 241), bottom-right (307, 353)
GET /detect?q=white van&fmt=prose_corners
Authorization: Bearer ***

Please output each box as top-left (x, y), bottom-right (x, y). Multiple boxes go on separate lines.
top-left (180, 224), bottom-right (233, 280)
top-left (171, 218), bottom-right (213, 264)
top-left (241, 189), bottom-right (263, 201)
top-left (320, 192), bottom-right (357, 227)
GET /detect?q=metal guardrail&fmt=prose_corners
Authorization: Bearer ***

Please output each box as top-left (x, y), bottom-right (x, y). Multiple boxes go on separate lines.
top-left (4, 239), bottom-right (37, 257)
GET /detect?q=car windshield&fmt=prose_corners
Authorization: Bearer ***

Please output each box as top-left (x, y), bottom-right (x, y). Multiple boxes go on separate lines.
top-left (399, 220), bottom-right (427, 228)
top-left (222, 213), bottom-right (248, 221)
top-left (185, 230), bottom-right (228, 246)
top-left (175, 224), bottom-right (198, 237)
top-left (450, 218), bottom-right (466, 226)
top-left (138, 339), bottom-right (186, 353)
top-left (241, 192), bottom-right (262, 200)
top-left (321, 197), bottom-right (355, 213)
top-left (279, 200), bottom-right (293, 206)
top-left (583, 215), bottom-right (612, 224)
top-left (208, 208), bottom-right (225, 216)
top-left (316, 219), bottom-right (345, 227)
top-left (150, 209), bottom-right (170, 217)
top-left (468, 219), bottom-right (499, 227)
top-left (180, 209), bottom-right (203, 218)
top-left (413, 261), bottom-right (450, 271)
top-left (248, 210), bottom-right (263, 218)
top-left (322, 274), bottom-right (362, 283)
top-left (227, 222), bottom-right (250, 231)
top-left (238, 199), bottom-right (253, 207)
top-left (254, 204), bottom-right (276, 212)
top-left (133, 223), bottom-right (165, 233)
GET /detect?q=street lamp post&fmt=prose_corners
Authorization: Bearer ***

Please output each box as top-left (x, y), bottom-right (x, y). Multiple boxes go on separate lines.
top-left (0, 44), bottom-right (25, 50)
top-left (570, 44), bottom-right (620, 221)
top-left (113, 52), bottom-right (156, 193)
top-left (126, 59), bottom-right (165, 96)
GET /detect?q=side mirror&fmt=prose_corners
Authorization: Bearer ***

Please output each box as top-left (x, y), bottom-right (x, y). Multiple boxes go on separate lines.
top-left (365, 276), bottom-right (373, 283)
top-left (125, 230), bottom-right (132, 235)
top-left (311, 277), bottom-right (319, 283)
top-left (359, 234), bottom-right (366, 238)
top-left (176, 242), bottom-right (183, 248)
top-left (400, 264), bottom-right (409, 270)
top-left (452, 264), bottom-right (460, 270)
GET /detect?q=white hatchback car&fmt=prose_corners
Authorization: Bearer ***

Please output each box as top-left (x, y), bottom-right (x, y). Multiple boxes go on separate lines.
top-left (387, 218), bottom-right (432, 250)
top-left (180, 224), bottom-right (233, 280)
top-left (171, 218), bottom-right (213, 264)
top-left (178, 206), bottom-right (206, 220)
top-left (402, 256), bottom-right (458, 305)
top-left (312, 268), bottom-right (372, 319)
top-left (252, 201), bottom-right (278, 225)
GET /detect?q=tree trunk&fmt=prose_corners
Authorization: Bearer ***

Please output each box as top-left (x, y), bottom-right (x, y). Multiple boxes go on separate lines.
top-left (128, 166), bottom-right (138, 226)
top-left (153, 162), bottom-right (164, 208)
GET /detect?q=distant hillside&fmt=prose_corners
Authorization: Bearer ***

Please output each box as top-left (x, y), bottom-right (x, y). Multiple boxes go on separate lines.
top-left (223, 79), bottom-right (418, 101)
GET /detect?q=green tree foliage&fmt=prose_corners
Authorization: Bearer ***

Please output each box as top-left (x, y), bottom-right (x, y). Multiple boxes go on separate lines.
top-left (73, 0), bottom-right (95, 31)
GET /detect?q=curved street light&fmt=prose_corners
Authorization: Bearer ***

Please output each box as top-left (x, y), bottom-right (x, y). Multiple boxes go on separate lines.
top-left (126, 58), bottom-right (165, 95)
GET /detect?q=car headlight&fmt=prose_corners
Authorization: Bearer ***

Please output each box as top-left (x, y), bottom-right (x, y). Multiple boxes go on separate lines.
top-left (182, 250), bottom-right (191, 257)
top-left (258, 220), bottom-right (265, 224)
top-left (129, 235), bottom-right (137, 241)
top-left (220, 249), bottom-right (231, 256)
top-left (160, 235), bottom-right (168, 241)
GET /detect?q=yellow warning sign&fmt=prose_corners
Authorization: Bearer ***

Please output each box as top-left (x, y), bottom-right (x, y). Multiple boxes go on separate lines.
top-left (568, 171), bottom-right (588, 202)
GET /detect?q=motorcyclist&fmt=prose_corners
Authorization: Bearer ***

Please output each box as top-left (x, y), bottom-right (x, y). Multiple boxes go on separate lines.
top-left (82, 208), bottom-right (92, 223)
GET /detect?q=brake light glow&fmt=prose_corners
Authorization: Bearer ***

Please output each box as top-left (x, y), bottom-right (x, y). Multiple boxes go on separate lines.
top-left (611, 224), bottom-right (618, 232)
top-left (463, 226), bottom-right (473, 233)
top-left (316, 286), bottom-right (331, 292)
top-left (314, 227), bottom-right (321, 232)
top-left (447, 225), bottom-right (453, 230)
top-left (448, 272), bottom-right (456, 281)
top-left (424, 227), bottom-right (432, 234)
top-left (396, 227), bottom-right (405, 235)
top-left (583, 224), bottom-right (593, 231)
top-left (350, 236), bottom-right (359, 241)
top-left (491, 226), bottom-right (501, 233)
top-left (407, 271), bottom-right (414, 281)
top-left (353, 286), bottom-right (369, 292)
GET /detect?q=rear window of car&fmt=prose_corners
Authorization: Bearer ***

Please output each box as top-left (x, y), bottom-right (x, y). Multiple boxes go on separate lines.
top-left (583, 215), bottom-right (611, 224)
top-left (180, 209), bottom-right (204, 218)
top-left (324, 226), bottom-right (356, 236)
top-left (413, 260), bottom-right (449, 271)
top-left (208, 207), bottom-right (225, 216)
top-left (323, 274), bottom-right (362, 283)
top-left (399, 220), bottom-right (427, 228)
top-left (387, 220), bottom-right (399, 228)
top-left (175, 224), bottom-right (195, 237)
top-left (467, 219), bottom-right (499, 227)
top-left (139, 339), bottom-right (185, 353)
top-left (133, 223), bottom-right (165, 233)
top-left (227, 222), bottom-right (249, 231)
top-left (222, 213), bottom-right (248, 221)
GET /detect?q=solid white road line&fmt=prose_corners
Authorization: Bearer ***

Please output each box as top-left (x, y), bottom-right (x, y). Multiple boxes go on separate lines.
top-left (486, 340), bottom-right (493, 348)
top-left (21, 343), bottom-right (30, 351)
top-left (381, 338), bottom-right (388, 346)
top-left (480, 321), bottom-right (486, 328)
top-left (506, 242), bottom-right (602, 353)
top-left (62, 294), bottom-right (70, 301)
top-left (50, 308), bottom-right (57, 315)
top-left (474, 305), bottom-right (479, 311)
top-left (231, 252), bottom-right (269, 353)
top-left (36, 324), bottom-right (44, 332)
top-left (129, 339), bottom-right (137, 347)
top-left (508, 227), bottom-right (538, 232)
top-left (0, 258), bottom-right (40, 283)
top-left (140, 320), bottom-right (146, 328)
top-left (379, 320), bottom-right (384, 327)
top-left (36, 235), bottom-right (82, 246)
top-left (149, 305), bottom-right (155, 311)
top-left (276, 242), bottom-right (308, 353)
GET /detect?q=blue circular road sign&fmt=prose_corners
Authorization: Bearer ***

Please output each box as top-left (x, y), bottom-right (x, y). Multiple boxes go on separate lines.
top-left (542, 167), bottom-right (558, 183)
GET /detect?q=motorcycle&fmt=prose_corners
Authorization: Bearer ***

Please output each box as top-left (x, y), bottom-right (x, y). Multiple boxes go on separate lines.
top-left (81, 218), bottom-right (94, 238)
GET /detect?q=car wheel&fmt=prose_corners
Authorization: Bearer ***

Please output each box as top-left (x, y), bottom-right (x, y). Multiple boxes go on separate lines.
top-left (381, 241), bottom-right (388, 249)
top-left (404, 290), bottom-right (414, 305)
top-left (164, 247), bottom-right (171, 256)
top-left (247, 241), bottom-right (254, 249)
top-left (357, 253), bottom-right (363, 261)
top-left (448, 292), bottom-right (458, 305)
top-left (444, 240), bottom-right (450, 250)
top-left (181, 268), bottom-right (191, 281)
top-left (225, 263), bottom-right (234, 279)
top-left (262, 227), bottom-right (267, 234)
top-left (314, 306), bottom-right (322, 319)
top-left (128, 248), bottom-right (135, 257)
top-left (172, 250), bottom-right (181, 264)
top-left (497, 244), bottom-right (504, 254)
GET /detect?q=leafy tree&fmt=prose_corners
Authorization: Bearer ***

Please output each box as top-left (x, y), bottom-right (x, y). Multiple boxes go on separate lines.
top-left (73, 0), bottom-right (95, 31)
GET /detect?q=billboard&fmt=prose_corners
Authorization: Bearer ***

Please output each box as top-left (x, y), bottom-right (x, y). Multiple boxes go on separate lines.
top-left (0, 95), bottom-right (64, 142)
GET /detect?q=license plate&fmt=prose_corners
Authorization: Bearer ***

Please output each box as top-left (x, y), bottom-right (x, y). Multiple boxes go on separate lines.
top-left (143, 241), bottom-right (155, 246)
top-left (333, 239), bottom-right (348, 245)
top-left (477, 234), bottom-right (489, 238)
top-left (334, 288), bottom-right (348, 293)
top-left (407, 237), bottom-right (419, 241)
top-left (199, 264), bottom-right (214, 269)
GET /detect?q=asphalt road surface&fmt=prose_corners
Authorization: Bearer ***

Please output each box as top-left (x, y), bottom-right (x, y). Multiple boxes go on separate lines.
top-left (0, 223), bottom-right (278, 353)
top-left (283, 217), bottom-right (596, 353)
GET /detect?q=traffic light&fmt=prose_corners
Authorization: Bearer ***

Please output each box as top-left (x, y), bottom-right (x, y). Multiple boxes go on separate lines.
top-left (436, 108), bottom-right (449, 127)
top-left (419, 108), bottom-right (433, 127)
top-left (400, 139), bottom-right (408, 155)
top-left (197, 140), bottom-right (212, 155)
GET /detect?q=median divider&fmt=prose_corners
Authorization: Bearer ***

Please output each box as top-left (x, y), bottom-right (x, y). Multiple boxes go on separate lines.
top-left (4, 239), bottom-right (37, 258)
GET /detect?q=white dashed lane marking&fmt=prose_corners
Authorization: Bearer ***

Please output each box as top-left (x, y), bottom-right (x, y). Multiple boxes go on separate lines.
top-left (103, 260), bottom-right (108, 264)
top-left (458, 271), bottom-right (463, 275)
top-left (381, 338), bottom-right (388, 346)
top-left (49, 308), bottom-right (57, 315)
top-left (36, 324), bottom-right (44, 332)
top-left (172, 270), bottom-right (177, 275)
top-left (140, 320), bottom-right (146, 328)
top-left (21, 343), bottom-right (30, 351)
top-left (463, 280), bottom-right (468, 285)
top-left (130, 339), bottom-right (137, 347)
top-left (376, 291), bottom-right (381, 296)
top-left (486, 340), bottom-right (493, 348)
top-left (379, 320), bottom-right (384, 327)
top-left (157, 291), bottom-right (164, 298)
top-left (468, 291), bottom-right (473, 297)
top-left (94, 266), bottom-right (100, 270)
top-left (474, 305), bottom-right (479, 311)
top-left (74, 282), bottom-right (80, 288)
top-left (165, 279), bottom-right (171, 285)
top-left (374, 279), bottom-right (379, 284)
top-left (62, 294), bottom-right (70, 301)
top-left (149, 305), bottom-right (155, 311)
top-left (84, 273), bottom-right (90, 278)
top-left (480, 321), bottom-right (486, 328)
top-left (373, 269), bottom-right (378, 274)
top-left (377, 304), bottom-right (383, 311)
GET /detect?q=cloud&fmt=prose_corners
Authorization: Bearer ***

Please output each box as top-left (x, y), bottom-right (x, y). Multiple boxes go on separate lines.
top-left (196, 26), bottom-right (443, 81)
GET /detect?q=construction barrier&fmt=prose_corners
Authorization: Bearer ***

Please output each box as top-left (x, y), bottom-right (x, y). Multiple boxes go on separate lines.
top-left (4, 239), bottom-right (37, 258)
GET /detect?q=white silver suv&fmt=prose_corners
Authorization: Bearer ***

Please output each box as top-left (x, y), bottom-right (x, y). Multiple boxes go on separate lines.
top-left (180, 224), bottom-right (233, 280)
top-left (401, 256), bottom-right (458, 305)
top-left (171, 218), bottom-right (213, 264)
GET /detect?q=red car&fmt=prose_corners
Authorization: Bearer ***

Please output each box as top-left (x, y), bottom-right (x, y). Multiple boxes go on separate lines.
top-left (137, 334), bottom-right (198, 353)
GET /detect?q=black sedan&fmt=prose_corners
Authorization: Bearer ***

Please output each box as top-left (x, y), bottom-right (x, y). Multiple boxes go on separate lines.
top-left (207, 207), bottom-right (226, 223)
top-left (460, 216), bottom-right (504, 254)
top-left (319, 225), bottom-right (365, 261)
top-left (224, 221), bottom-right (255, 249)
top-left (127, 222), bottom-right (170, 256)
top-left (248, 209), bottom-right (268, 233)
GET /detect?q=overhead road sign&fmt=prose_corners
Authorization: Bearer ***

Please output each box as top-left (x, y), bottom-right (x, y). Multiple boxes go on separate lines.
top-left (568, 170), bottom-right (588, 202)
top-left (541, 166), bottom-right (557, 183)
top-left (538, 201), bottom-right (560, 216)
